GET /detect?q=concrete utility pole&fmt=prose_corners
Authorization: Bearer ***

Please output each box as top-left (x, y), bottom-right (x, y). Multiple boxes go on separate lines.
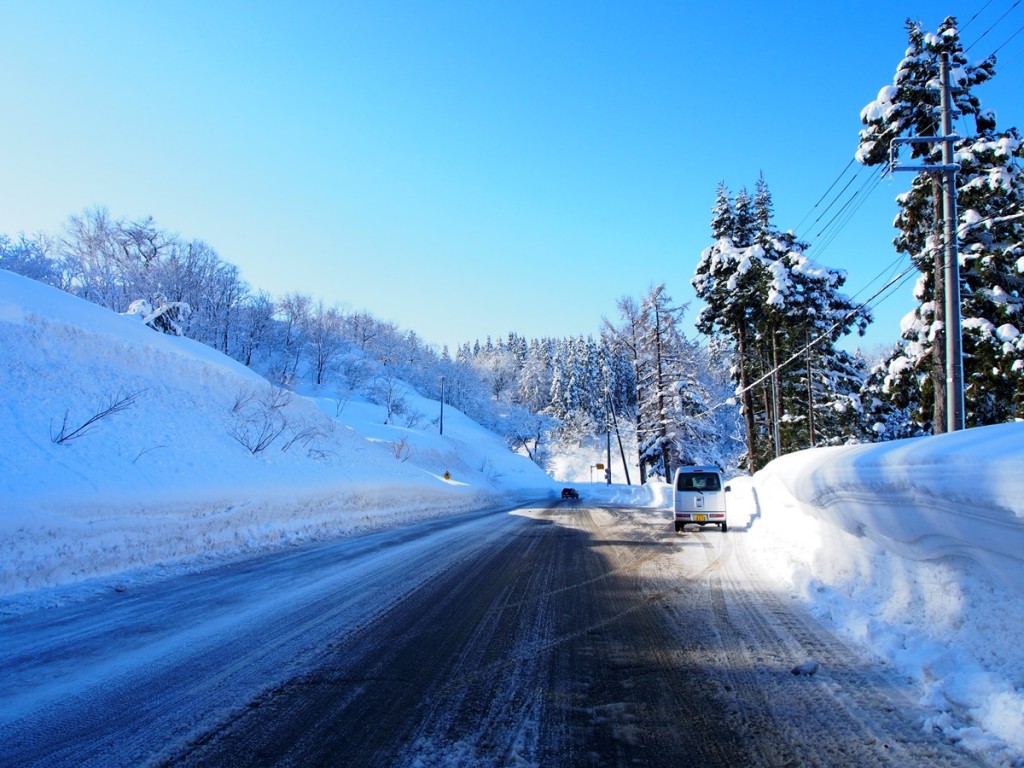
top-left (940, 53), bottom-right (965, 432)
top-left (889, 51), bottom-right (965, 432)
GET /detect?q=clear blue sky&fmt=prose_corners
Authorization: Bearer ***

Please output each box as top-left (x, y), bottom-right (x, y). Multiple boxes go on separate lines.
top-left (2, 1), bottom-right (1021, 354)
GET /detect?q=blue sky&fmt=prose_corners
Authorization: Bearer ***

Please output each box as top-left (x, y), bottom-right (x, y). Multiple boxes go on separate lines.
top-left (2, 1), bottom-right (1022, 354)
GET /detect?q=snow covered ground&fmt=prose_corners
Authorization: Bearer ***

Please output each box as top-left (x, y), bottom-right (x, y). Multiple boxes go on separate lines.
top-left (739, 429), bottom-right (1024, 766)
top-left (0, 268), bottom-right (555, 601)
top-left (576, 426), bottom-right (1024, 765)
top-left (2, 268), bottom-right (1023, 765)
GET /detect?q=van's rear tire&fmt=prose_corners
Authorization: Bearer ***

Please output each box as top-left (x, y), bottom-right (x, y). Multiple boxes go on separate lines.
top-left (674, 521), bottom-right (683, 533)
top-left (721, 521), bottom-right (728, 532)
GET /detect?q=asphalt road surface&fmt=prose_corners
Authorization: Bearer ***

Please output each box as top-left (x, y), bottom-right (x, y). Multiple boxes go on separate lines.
top-left (0, 500), bottom-right (987, 767)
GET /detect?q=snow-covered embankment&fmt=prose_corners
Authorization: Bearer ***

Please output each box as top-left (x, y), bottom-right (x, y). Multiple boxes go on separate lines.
top-left (0, 269), bottom-right (554, 598)
top-left (741, 424), bottom-right (1024, 763)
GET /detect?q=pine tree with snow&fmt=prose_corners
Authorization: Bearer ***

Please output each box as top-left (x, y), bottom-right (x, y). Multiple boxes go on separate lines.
top-left (856, 17), bottom-right (993, 167)
top-left (753, 173), bottom-right (775, 247)
top-left (857, 16), bottom-right (1022, 429)
top-left (694, 179), bottom-right (870, 467)
top-left (710, 182), bottom-right (736, 240)
top-left (517, 338), bottom-right (555, 414)
top-left (693, 185), bottom-right (768, 470)
top-left (859, 347), bottom-right (928, 440)
top-left (733, 188), bottom-right (756, 248)
top-left (761, 232), bottom-right (870, 451)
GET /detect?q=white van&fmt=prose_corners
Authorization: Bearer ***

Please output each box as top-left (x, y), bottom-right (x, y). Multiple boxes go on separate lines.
top-left (673, 465), bottom-right (729, 533)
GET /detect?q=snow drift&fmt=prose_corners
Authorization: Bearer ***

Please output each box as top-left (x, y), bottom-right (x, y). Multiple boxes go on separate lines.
top-left (741, 427), bottom-right (1024, 765)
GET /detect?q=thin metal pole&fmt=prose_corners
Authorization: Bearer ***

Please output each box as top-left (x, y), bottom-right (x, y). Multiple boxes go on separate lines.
top-left (439, 375), bottom-right (445, 435)
top-left (605, 391), bottom-right (631, 485)
top-left (940, 53), bottom-right (965, 431)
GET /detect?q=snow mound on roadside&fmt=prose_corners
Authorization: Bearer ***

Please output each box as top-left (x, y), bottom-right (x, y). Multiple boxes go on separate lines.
top-left (741, 424), bottom-right (1024, 765)
top-left (547, 480), bottom-right (673, 510)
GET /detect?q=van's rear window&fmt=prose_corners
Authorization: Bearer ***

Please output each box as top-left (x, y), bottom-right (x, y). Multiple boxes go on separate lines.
top-left (676, 473), bottom-right (721, 491)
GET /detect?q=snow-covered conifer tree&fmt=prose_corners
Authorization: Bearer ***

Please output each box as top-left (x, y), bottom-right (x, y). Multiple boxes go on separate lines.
top-left (856, 16), bottom-right (1007, 434)
top-left (695, 178), bottom-right (870, 467)
top-left (710, 182), bottom-right (736, 240)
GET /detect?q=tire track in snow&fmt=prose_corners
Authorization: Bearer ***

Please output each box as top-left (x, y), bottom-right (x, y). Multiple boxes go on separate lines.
top-left (633, 510), bottom-right (987, 768)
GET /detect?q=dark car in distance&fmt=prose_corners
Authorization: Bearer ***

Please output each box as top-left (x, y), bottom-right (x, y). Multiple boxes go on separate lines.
top-left (561, 487), bottom-right (579, 500)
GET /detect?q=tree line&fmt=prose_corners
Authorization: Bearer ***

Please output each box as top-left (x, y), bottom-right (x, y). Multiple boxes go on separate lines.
top-left (0, 207), bottom-right (749, 479)
top-left (456, 291), bottom-right (744, 482)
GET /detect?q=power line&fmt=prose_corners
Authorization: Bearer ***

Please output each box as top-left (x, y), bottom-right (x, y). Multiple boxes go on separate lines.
top-left (999, 44), bottom-right (1024, 67)
top-left (689, 259), bottom-right (921, 421)
top-left (842, 249), bottom-right (913, 308)
top-left (815, 163), bottom-right (886, 244)
top-left (813, 168), bottom-right (887, 257)
top-left (960, 0), bottom-right (999, 33)
top-left (809, 173), bottom-right (860, 235)
top-left (991, 18), bottom-right (1024, 55)
top-left (964, 0), bottom-right (1023, 52)
top-left (793, 158), bottom-right (858, 234)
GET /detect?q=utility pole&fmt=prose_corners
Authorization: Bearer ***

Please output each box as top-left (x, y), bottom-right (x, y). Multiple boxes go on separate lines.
top-left (604, 391), bottom-right (631, 485)
top-left (888, 51), bottom-right (964, 432)
top-left (806, 331), bottom-right (816, 448)
top-left (940, 53), bottom-right (965, 432)
top-left (770, 335), bottom-right (782, 458)
top-left (770, 372), bottom-right (782, 458)
top-left (439, 375), bottom-right (445, 435)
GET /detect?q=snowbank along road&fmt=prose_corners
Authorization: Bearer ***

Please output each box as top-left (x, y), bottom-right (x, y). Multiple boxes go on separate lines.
top-left (0, 500), bottom-right (988, 767)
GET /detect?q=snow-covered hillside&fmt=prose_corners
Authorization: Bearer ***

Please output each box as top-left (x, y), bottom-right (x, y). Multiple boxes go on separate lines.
top-left (0, 269), bottom-right (554, 596)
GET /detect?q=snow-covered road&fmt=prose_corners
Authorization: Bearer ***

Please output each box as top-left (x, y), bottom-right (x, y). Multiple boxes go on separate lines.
top-left (1, 505), bottom-right (524, 766)
top-left (0, 501), bottom-right (988, 767)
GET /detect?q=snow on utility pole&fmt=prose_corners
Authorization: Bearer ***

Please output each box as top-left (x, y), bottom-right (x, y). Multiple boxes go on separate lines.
top-left (889, 52), bottom-right (965, 432)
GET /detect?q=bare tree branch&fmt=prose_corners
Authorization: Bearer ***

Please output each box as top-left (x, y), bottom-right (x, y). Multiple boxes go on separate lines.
top-left (50, 389), bottom-right (145, 445)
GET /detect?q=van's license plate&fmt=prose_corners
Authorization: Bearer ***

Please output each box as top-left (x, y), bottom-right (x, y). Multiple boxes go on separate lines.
top-left (693, 514), bottom-right (707, 522)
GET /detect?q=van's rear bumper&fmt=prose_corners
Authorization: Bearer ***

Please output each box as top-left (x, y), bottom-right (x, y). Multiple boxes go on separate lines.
top-left (674, 513), bottom-right (726, 522)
